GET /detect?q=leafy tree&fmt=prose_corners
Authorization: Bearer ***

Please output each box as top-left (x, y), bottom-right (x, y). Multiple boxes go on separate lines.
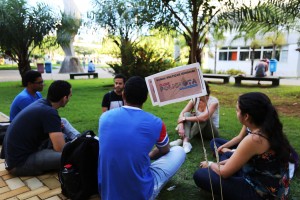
top-left (209, 22), bottom-right (226, 73)
top-left (221, 0), bottom-right (300, 41)
top-left (108, 42), bottom-right (174, 78)
top-left (91, 0), bottom-right (175, 77)
top-left (92, 0), bottom-right (149, 68)
top-left (0, 0), bottom-right (57, 82)
top-left (74, 46), bottom-right (95, 58)
top-left (149, 0), bottom-right (234, 65)
top-left (219, 0), bottom-right (299, 75)
top-left (30, 36), bottom-right (62, 64)
top-left (264, 31), bottom-right (286, 59)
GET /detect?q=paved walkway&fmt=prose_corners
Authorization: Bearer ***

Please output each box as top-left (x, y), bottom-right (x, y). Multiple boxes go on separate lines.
top-left (0, 153), bottom-right (100, 200)
top-left (0, 112), bottom-right (99, 199)
top-left (0, 68), bottom-right (113, 82)
top-left (1, 69), bottom-right (300, 85)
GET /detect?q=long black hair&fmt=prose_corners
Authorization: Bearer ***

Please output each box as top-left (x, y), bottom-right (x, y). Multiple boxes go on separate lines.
top-left (238, 92), bottom-right (290, 165)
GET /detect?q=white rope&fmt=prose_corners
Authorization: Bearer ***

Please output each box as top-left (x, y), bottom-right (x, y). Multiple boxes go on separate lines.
top-left (192, 97), bottom-right (223, 200)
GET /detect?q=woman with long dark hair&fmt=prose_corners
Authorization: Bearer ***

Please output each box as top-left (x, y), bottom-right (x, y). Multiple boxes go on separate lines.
top-left (193, 92), bottom-right (290, 200)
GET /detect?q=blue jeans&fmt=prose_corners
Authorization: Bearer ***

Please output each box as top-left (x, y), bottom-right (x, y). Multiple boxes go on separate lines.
top-left (150, 146), bottom-right (186, 199)
top-left (10, 118), bottom-right (79, 176)
top-left (61, 118), bottom-right (80, 140)
top-left (193, 168), bottom-right (261, 200)
top-left (10, 149), bottom-right (61, 176)
top-left (210, 138), bottom-right (236, 161)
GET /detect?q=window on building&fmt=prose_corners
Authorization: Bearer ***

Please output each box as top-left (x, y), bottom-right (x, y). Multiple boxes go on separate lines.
top-left (229, 52), bottom-right (237, 60)
top-left (219, 45), bottom-right (287, 62)
top-left (240, 46), bottom-right (250, 49)
top-left (239, 51), bottom-right (249, 61)
top-left (280, 50), bottom-right (288, 62)
top-left (263, 50), bottom-right (280, 60)
top-left (249, 51), bottom-right (261, 59)
top-left (219, 47), bottom-right (237, 61)
top-left (219, 52), bottom-right (228, 60)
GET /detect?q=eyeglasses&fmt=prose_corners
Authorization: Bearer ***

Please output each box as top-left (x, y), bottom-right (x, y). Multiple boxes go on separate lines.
top-left (33, 81), bottom-right (44, 85)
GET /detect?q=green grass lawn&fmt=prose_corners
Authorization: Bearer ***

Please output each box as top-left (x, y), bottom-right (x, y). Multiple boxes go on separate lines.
top-left (0, 79), bottom-right (299, 199)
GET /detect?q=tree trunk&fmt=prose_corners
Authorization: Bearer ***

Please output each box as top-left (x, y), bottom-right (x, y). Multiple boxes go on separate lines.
top-left (120, 40), bottom-right (135, 67)
top-left (190, 33), bottom-right (199, 64)
top-left (272, 45), bottom-right (276, 59)
top-left (59, 56), bottom-right (84, 73)
top-left (214, 44), bottom-right (217, 73)
top-left (59, 36), bottom-right (84, 73)
top-left (18, 56), bottom-right (31, 86)
top-left (250, 49), bottom-right (255, 75)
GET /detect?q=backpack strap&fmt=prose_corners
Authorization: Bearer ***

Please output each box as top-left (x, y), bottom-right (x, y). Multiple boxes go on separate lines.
top-left (80, 130), bottom-right (96, 138)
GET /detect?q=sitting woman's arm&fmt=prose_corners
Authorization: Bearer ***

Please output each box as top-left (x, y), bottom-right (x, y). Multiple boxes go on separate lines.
top-left (203, 133), bottom-right (270, 178)
top-left (217, 125), bottom-right (248, 153)
top-left (178, 99), bottom-right (217, 123)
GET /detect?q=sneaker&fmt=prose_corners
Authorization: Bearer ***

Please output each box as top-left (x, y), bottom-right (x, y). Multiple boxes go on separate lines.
top-left (183, 142), bottom-right (192, 153)
top-left (170, 139), bottom-right (183, 147)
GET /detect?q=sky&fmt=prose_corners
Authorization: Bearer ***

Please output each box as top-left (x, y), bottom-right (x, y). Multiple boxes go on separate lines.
top-left (27, 0), bottom-right (93, 14)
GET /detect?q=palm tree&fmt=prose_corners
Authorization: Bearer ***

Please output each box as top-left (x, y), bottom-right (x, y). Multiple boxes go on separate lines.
top-left (0, 0), bottom-right (57, 83)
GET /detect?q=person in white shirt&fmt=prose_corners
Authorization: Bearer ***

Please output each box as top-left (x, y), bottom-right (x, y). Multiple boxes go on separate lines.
top-left (170, 81), bottom-right (220, 153)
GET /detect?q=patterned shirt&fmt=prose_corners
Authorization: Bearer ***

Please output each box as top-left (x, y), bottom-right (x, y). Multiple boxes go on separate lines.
top-left (243, 150), bottom-right (290, 199)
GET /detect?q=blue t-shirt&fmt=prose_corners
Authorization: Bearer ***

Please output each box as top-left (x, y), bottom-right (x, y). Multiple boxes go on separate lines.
top-left (10, 89), bottom-right (42, 121)
top-left (98, 106), bottom-right (169, 200)
top-left (88, 62), bottom-right (95, 72)
top-left (4, 98), bottom-right (61, 169)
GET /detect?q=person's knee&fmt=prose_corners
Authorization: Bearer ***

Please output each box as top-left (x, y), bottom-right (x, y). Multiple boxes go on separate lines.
top-left (193, 168), bottom-right (208, 188)
top-left (209, 138), bottom-right (216, 147)
top-left (170, 146), bottom-right (186, 162)
top-left (184, 112), bottom-right (192, 117)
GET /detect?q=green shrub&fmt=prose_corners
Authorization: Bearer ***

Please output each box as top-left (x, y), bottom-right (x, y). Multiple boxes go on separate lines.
top-left (108, 43), bottom-right (175, 78)
top-left (226, 68), bottom-right (245, 75)
top-left (202, 68), bottom-right (213, 74)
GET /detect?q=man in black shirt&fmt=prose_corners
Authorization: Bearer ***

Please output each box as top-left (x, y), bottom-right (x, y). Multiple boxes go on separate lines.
top-left (101, 74), bottom-right (126, 113)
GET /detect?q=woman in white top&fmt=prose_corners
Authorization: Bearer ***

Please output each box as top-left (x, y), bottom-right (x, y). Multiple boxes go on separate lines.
top-left (171, 81), bottom-right (220, 153)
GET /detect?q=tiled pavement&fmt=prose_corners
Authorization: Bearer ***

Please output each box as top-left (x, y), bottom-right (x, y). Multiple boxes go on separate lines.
top-left (0, 148), bottom-right (100, 200)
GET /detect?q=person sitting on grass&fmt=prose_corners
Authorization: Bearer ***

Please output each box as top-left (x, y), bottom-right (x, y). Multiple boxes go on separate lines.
top-left (10, 70), bottom-right (43, 121)
top-left (193, 92), bottom-right (291, 200)
top-left (98, 76), bottom-right (186, 200)
top-left (2, 80), bottom-right (74, 176)
top-left (170, 81), bottom-right (220, 153)
top-left (9, 70), bottom-right (80, 140)
top-left (101, 74), bottom-right (126, 113)
top-left (210, 124), bottom-right (299, 179)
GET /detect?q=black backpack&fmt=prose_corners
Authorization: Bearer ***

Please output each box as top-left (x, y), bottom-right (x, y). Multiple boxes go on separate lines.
top-left (59, 130), bottom-right (99, 200)
top-left (0, 121), bottom-right (10, 145)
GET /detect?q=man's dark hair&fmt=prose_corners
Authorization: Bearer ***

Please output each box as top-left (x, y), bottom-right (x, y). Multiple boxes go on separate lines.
top-left (23, 70), bottom-right (42, 87)
top-left (124, 76), bottom-right (148, 106)
top-left (114, 74), bottom-right (126, 83)
top-left (47, 80), bottom-right (72, 102)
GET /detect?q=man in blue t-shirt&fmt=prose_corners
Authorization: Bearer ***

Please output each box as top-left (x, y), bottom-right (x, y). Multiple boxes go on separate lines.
top-left (9, 70), bottom-right (79, 140)
top-left (98, 76), bottom-right (186, 200)
top-left (87, 60), bottom-right (95, 72)
top-left (3, 80), bottom-right (73, 176)
top-left (10, 70), bottom-right (43, 121)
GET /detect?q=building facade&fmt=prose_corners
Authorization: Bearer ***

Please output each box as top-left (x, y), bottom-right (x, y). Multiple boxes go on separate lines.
top-left (205, 31), bottom-right (300, 77)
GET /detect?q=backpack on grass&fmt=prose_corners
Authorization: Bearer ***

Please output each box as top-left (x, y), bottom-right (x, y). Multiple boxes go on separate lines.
top-left (59, 130), bottom-right (99, 200)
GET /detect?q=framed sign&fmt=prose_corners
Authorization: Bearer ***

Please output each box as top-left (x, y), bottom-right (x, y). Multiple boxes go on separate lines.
top-left (145, 63), bottom-right (207, 106)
